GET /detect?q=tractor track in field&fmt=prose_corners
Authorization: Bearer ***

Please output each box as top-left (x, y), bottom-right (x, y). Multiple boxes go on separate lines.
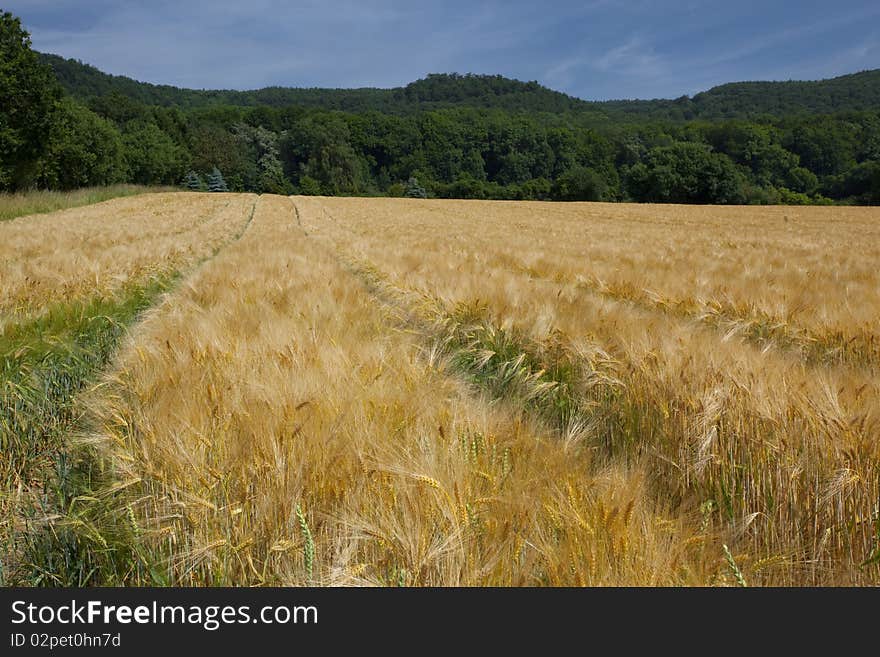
top-left (1, 194), bottom-right (260, 586)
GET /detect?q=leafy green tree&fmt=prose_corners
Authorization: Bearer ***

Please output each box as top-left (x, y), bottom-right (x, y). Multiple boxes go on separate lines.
top-left (187, 123), bottom-right (249, 191)
top-left (0, 12), bottom-right (61, 189)
top-left (552, 165), bottom-right (607, 201)
top-left (123, 121), bottom-right (188, 185)
top-left (39, 97), bottom-right (126, 189)
top-left (626, 142), bottom-right (747, 204)
top-left (825, 160), bottom-right (880, 203)
top-left (785, 166), bottom-right (819, 195)
top-left (518, 177), bottom-right (552, 200)
top-left (297, 175), bottom-right (322, 195)
top-left (434, 177), bottom-right (484, 199)
top-left (282, 116), bottom-right (366, 195)
top-left (232, 123), bottom-right (290, 194)
top-left (88, 91), bottom-right (150, 126)
top-left (784, 122), bottom-right (857, 177)
top-left (207, 167), bottom-right (229, 192)
top-left (704, 122), bottom-right (772, 164)
top-left (417, 113), bottom-right (461, 183)
top-left (485, 119), bottom-right (553, 185)
top-left (703, 122), bottom-right (812, 192)
top-left (777, 188), bottom-right (818, 205)
top-left (857, 114), bottom-right (880, 162)
top-left (547, 128), bottom-right (578, 177)
top-left (460, 148), bottom-right (487, 181)
top-left (386, 181), bottom-right (406, 197)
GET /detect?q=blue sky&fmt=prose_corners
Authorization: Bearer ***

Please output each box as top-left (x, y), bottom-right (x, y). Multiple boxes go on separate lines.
top-left (6, 1), bottom-right (880, 100)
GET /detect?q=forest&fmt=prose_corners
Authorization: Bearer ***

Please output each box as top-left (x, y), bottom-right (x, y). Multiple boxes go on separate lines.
top-left (2, 11), bottom-right (879, 205)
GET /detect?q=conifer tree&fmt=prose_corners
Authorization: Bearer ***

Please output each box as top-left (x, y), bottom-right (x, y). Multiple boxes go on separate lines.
top-left (404, 176), bottom-right (427, 198)
top-left (206, 167), bottom-right (228, 192)
top-left (182, 170), bottom-right (203, 190)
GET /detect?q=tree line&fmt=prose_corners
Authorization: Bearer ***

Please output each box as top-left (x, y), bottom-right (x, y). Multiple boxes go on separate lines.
top-left (3, 12), bottom-right (879, 205)
top-left (39, 51), bottom-right (880, 121)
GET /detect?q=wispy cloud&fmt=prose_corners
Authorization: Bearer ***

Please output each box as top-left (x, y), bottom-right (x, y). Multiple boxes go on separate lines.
top-left (593, 35), bottom-right (665, 76)
top-left (3, 0), bottom-right (878, 99)
top-left (694, 6), bottom-right (880, 70)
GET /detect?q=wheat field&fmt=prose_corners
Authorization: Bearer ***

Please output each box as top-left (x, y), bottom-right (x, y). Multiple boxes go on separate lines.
top-left (0, 192), bottom-right (255, 319)
top-left (2, 193), bottom-right (878, 586)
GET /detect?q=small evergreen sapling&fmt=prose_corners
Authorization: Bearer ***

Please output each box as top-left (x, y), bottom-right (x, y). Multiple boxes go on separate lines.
top-left (207, 167), bottom-right (229, 192)
top-left (182, 170), bottom-right (203, 191)
top-left (405, 176), bottom-right (427, 198)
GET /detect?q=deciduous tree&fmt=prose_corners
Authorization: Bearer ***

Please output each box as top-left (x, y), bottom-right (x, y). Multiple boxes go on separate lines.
top-left (0, 12), bottom-right (61, 189)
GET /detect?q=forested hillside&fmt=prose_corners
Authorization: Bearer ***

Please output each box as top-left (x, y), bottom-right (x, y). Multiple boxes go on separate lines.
top-left (40, 52), bottom-right (880, 120)
top-left (2, 11), bottom-right (878, 204)
top-left (39, 54), bottom-right (589, 114)
top-left (600, 70), bottom-right (880, 121)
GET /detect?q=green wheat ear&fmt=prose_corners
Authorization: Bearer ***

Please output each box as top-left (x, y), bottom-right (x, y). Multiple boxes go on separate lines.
top-left (127, 503), bottom-right (141, 538)
top-left (722, 544), bottom-right (747, 587)
top-left (296, 504), bottom-right (314, 581)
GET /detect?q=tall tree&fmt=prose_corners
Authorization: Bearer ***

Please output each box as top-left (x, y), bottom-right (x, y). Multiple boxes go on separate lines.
top-left (39, 97), bottom-right (126, 190)
top-left (552, 165), bottom-right (608, 201)
top-left (232, 123), bottom-right (290, 194)
top-left (122, 121), bottom-right (188, 185)
top-left (626, 142), bottom-right (747, 204)
top-left (0, 12), bottom-right (61, 190)
top-left (282, 116), bottom-right (366, 195)
top-left (187, 123), bottom-right (249, 189)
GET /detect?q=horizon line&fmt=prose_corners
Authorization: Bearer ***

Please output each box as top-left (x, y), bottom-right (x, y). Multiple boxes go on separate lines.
top-left (38, 50), bottom-right (879, 104)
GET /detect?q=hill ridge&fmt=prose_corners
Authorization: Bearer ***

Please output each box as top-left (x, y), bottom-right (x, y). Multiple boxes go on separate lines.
top-left (38, 52), bottom-right (880, 119)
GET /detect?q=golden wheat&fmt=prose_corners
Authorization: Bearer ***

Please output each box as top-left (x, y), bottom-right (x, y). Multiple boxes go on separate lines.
top-left (82, 195), bottom-right (709, 586)
top-left (0, 192), bottom-right (255, 319)
top-left (293, 196), bottom-right (880, 585)
top-left (16, 193), bottom-right (878, 587)
top-left (305, 198), bottom-right (880, 369)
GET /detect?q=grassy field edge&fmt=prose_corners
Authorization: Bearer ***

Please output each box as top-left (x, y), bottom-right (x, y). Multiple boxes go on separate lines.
top-left (1, 198), bottom-right (258, 586)
top-left (0, 185), bottom-right (178, 223)
top-left (0, 275), bottom-right (181, 585)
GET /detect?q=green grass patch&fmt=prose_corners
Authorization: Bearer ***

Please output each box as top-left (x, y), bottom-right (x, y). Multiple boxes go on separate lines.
top-left (0, 185), bottom-right (177, 223)
top-left (0, 273), bottom-right (177, 586)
